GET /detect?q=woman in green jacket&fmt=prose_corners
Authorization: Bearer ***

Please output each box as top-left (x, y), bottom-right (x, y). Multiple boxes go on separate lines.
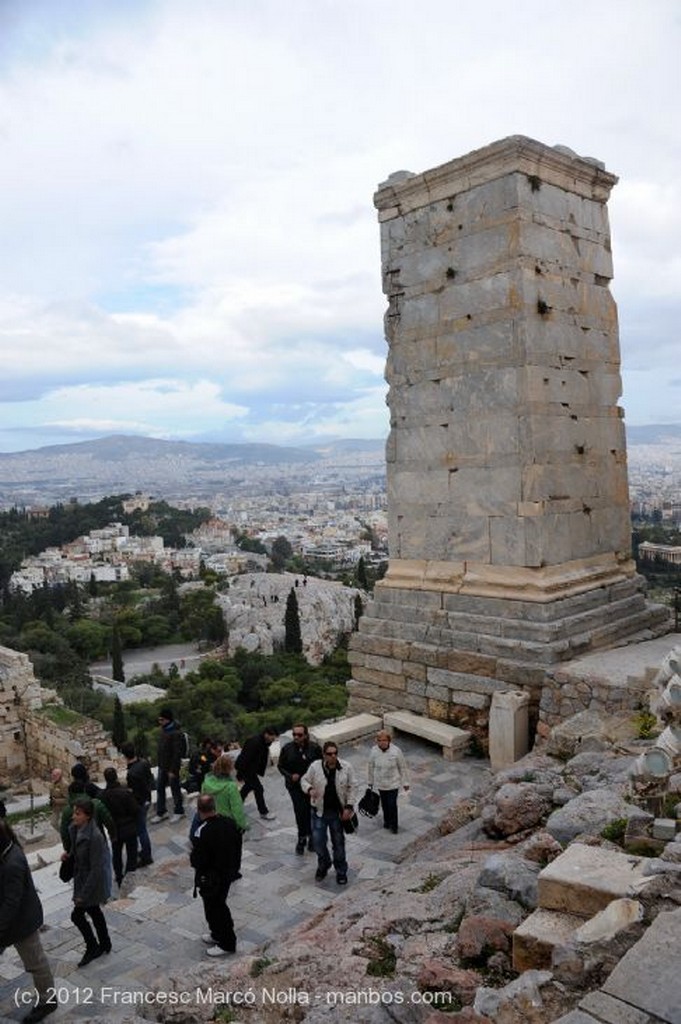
top-left (201, 754), bottom-right (247, 830)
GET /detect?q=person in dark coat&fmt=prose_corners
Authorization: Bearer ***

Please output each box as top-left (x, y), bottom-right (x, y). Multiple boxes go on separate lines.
top-left (100, 767), bottom-right (139, 887)
top-left (63, 797), bottom-right (112, 967)
top-left (68, 762), bottom-right (101, 799)
top-left (190, 794), bottom-right (240, 957)
top-left (151, 707), bottom-right (185, 822)
top-left (0, 820), bottom-right (56, 1022)
top-left (278, 724), bottom-right (322, 853)
top-left (121, 741), bottom-right (154, 867)
top-left (235, 727), bottom-right (278, 819)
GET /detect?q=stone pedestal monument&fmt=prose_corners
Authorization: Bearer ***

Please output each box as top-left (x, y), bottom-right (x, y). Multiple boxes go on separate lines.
top-left (348, 136), bottom-right (669, 734)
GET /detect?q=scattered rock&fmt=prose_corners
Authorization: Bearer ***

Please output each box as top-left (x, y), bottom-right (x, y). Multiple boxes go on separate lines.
top-left (456, 915), bottom-right (514, 963)
top-left (482, 783), bottom-right (552, 838)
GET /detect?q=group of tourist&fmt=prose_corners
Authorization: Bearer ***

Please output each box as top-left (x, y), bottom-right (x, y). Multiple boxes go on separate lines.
top-left (0, 715), bottom-right (410, 1020)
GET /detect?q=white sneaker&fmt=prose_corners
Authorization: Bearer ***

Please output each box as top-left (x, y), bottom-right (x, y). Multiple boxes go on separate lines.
top-left (149, 813), bottom-right (168, 824)
top-left (169, 812), bottom-right (185, 824)
top-left (201, 933), bottom-right (213, 943)
top-left (206, 945), bottom-right (234, 957)
top-left (260, 812), bottom-right (276, 820)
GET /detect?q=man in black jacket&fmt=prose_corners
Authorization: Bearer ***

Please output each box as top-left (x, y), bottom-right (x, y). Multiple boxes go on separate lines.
top-left (100, 767), bottom-right (139, 888)
top-left (0, 820), bottom-right (57, 1022)
top-left (235, 726), bottom-right (278, 819)
top-left (151, 707), bottom-right (185, 823)
top-left (121, 741), bottom-right (154, 867)
top-left (278, 724), bottom-right (322, 853)
top-left (190, 794), bottom-right (240, 957)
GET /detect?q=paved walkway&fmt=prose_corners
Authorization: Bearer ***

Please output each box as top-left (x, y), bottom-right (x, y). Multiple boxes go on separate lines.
top-left (0, 736), bottom-right (492, 1023)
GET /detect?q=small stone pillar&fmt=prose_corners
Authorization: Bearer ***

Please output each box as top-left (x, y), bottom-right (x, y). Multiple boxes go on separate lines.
top-left (489, 690), bottom-right (530, 772)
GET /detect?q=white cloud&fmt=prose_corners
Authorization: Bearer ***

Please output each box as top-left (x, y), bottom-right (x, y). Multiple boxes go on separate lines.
top-left (0, 0), bottom-right (679, 450)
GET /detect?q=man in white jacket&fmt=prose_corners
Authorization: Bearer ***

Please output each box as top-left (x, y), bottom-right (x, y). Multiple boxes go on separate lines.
top-left (300, 741), bottom-right (357, 886)
top-left (367, 730), bottom-right (410, 834)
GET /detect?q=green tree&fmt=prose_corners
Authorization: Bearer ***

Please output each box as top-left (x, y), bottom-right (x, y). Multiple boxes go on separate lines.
top-left (356, 556), bottom-right (369, 590)
top-left (284, 588), bottom-right (302, 655)
top-left (66, 619), bottom-right (111, 661)
top-left (270, 535), bottom-right (293, 571)
top-left (112, 695), bottom-right (127, 748)
top-left (111, 623), bottom-right (125, 683)
top-left (354, 592), bottom-right (364, 629)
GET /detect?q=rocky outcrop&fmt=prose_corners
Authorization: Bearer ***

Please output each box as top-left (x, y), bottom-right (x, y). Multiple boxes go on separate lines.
top-left (217, 572), bottom-right (364, 664)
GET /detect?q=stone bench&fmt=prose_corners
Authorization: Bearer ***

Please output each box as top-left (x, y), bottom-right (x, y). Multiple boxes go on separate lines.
top-left (310, 713), bottom-right (383, 747)
top-left (383, 710), bottom-right (470, 760)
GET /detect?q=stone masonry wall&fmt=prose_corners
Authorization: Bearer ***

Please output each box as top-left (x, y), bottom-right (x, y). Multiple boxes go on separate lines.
top-left (0, 643), bottom-right (119, 788)
top-left (347, 137), bottom-right (670, 737)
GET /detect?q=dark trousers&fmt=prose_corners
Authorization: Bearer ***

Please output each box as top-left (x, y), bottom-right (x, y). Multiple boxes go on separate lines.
top-left (112, 834), bottom-right (138, 885)
top-left (379, 789), bottom-right (399, 830)
top-left (137, 801), bottom-right (152, 862)
top-left (288, 784), bottom-right (311, 839)
top-left (157, 768), bottom-right (183, 815)
top-left (71, 904), bottom-right (110, 951)
top-left (201, 879), bottom-right (236, 951)
top-left (239, 774), bottom-right (268, 815)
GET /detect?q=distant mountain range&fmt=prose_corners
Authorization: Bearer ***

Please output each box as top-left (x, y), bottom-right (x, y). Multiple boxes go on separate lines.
top-left (0, 434), bottom-right (386, 505)
top-left (625, 424), bottom-right (681, 445)
top-left (0, 427), bottom-right (676, 507)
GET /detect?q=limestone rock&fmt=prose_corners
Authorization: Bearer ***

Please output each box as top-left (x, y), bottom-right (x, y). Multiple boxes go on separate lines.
top-left (482, 783), bottom-right (552, 838)
top-left (417, 961), bottom-right (480, 1004)
top-left (473, 970), bottom-right (561, 1024)
top-left (477, 852), bottom-right (541, 909)
top-left (545, 788), bottom-right (644, 845)
top-left (456, 915), bottom-right (514, 963)
top-left (218, 571), bottom-right (363, 664)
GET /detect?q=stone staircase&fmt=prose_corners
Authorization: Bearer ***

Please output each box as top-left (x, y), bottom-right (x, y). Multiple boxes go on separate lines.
top-left (512, 843), bottom-right (653, 972)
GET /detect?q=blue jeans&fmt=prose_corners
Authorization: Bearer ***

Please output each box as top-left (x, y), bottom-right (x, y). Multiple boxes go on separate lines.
top-left (157, 768), bottom-right (183, 816)
top-left (311, 809), bottom-right (347, 876)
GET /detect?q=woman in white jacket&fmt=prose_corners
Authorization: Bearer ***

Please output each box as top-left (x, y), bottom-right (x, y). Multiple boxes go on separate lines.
top-left (367, 730), bottom-right (410, 834)
top-left (301, 741), bottom-right (357, 886)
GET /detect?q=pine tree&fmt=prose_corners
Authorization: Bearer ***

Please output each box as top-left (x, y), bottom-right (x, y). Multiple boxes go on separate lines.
top-left (284, 587), bottom-right (303, 654)
top-left (354, 592), bottom-right (364, 629)
top-left (111, 623), bottom-right (125, 683)
top-left (112, 695), bottom-right (127, 749)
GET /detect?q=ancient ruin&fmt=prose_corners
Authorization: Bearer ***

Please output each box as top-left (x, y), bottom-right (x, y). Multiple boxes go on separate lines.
top-left (348, 136), bottom-right (670, 737)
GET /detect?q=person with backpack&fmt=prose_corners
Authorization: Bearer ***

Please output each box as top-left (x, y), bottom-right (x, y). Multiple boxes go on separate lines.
top-left (121, 741), bottom-right (154, 867)
top-left (151, 707), bottom-right (185, 823)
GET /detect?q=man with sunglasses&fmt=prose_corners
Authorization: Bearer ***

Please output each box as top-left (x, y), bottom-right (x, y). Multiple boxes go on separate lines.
top-left (278, 724), bottom-right (322, 854)
top-left (300, 741), bottom-right (357, 886)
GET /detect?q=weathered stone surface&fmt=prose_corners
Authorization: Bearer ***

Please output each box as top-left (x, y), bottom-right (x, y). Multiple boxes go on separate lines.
top-left (601, 904), bottom-right (681, 1023)
top-left (545, 788), bottom-right (643, 845)
top-left (349, 136), bottom-right (668, 728)
top-left (456, 915), bottom-right (514, 962)
top-left (537, 843), bottom-right (653, 917)
top-left (473, 969), bottom-right (558, 1024)
top-left (477, 852), bottom-right (541, 909)
top-left (482, 782), bottom-right (552, 838)
top-left (417, 961), bottom-right (480, 1004)
top-left (513, 906), bottom-right (583, 971)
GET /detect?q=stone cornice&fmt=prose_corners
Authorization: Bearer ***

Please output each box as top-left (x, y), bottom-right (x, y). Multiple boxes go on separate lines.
top-left (375, 135), bottom-right (618, 216)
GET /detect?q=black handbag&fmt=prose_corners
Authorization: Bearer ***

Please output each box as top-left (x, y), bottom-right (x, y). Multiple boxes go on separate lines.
top-left (341, 812), bottom-right (359, 835)
top-left (358, 788), bottom-right (380, 817)
top-left (59, 853), bottom-right (74, 883)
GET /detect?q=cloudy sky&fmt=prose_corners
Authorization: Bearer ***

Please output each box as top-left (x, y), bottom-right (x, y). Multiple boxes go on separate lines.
top-left (0, 0), bottom-right (679, 453)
